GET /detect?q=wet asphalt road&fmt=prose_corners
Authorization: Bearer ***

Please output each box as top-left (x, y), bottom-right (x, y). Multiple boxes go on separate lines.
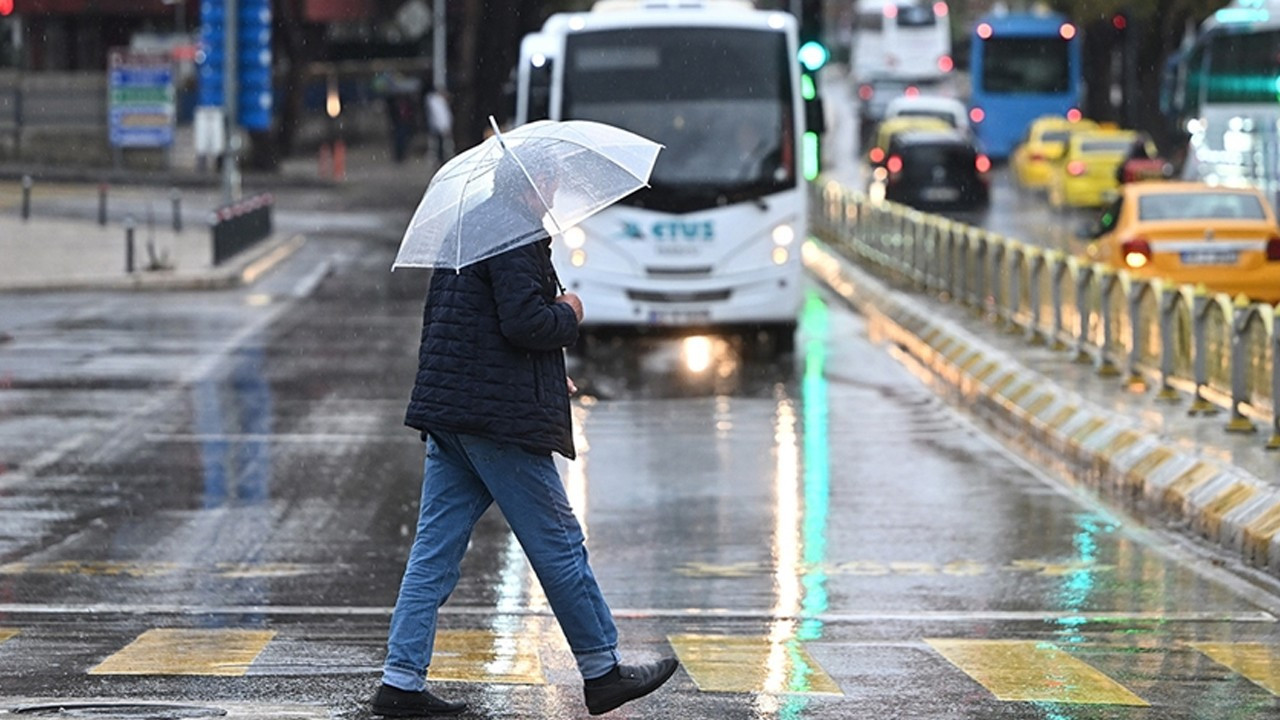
top-left (5, 192), bottom-right (1280, 720)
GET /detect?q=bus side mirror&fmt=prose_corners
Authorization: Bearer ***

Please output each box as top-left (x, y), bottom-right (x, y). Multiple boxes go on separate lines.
top-left (806, 96), bottom-right (826, 135)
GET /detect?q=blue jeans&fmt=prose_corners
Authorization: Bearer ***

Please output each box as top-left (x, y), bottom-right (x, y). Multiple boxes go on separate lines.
top-left (382, 430), bottom-right (620, 691)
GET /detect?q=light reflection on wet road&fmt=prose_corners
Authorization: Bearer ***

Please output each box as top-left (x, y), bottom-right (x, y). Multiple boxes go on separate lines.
top-left (2, 225), bottom-right (1280, 717)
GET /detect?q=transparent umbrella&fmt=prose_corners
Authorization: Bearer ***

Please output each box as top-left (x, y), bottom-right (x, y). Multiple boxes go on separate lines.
top-left (392, 117), bottom-right (662, 271)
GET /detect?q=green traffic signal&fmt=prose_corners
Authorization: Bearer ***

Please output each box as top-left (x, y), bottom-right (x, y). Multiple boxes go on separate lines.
top-left (799, 41), bottom-right (828, 73)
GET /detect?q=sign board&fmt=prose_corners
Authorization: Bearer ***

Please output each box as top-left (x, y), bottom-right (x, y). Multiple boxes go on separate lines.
top-left (108, 48), bottom-right (176, 148)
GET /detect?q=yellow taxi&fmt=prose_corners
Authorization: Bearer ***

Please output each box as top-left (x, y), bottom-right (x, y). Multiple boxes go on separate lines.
top-left (1046, 129), bottom-right (1137, 209)
top-left (1084, 182), bottom-right (1280, 302)
top-left (1011, 115), bottom-right (1097, 190)
top-left (867, 115), bottom-right (951, 168)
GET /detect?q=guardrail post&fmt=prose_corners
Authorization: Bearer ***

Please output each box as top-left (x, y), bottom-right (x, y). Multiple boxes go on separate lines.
top-left (973, 231), bottom-right (988, 314)
top-left (990, 238), bottom-right (1004, 324)
top-left (1097, 269), bottom-right (1121, 377)
top-left (1156, 286), bottom-right (1181, 402)
top-left (1269, 304), bottom-right (1280, 449)
top-left (1026, 251), bottom-right (1044, 345)
top-left (956, 228), bottom-right (971, 308)
top-left (1125, 279), bottom-right (1147, 389)
top-left (1049, 254), bottom-right (1068, 351)
top-left (1189, 285), bottom-right (1219, 415)
top-left (1004, 243), bottom-right (1021, 332)
top-left (1225, 295), bottom-right (1257, 434)
top-left (1073, 264), bottom-right (1093, 364)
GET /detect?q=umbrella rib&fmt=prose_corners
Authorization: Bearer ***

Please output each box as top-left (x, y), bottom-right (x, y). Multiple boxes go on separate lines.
top-left (453, 138), bottom-right (497, 271)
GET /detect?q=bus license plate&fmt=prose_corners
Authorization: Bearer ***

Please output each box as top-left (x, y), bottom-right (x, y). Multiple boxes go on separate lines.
top-left (1180, 250), bottom-right (1238, 266)
top-left (649, 309), bottom-right (711, 325)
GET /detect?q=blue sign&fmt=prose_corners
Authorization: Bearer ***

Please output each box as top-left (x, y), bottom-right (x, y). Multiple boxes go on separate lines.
top-left (196, 0), bottom-right (272, 130)
top-left (108, 49), bottom-right (175, 148)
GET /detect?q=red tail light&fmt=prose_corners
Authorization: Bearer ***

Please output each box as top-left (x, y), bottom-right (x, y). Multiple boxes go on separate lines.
top-left (1029, 152), bottom-right (1044, 162)
top-left (1267, 236), bottom-right (1280, 261)
top-left (1121, 237), bottom-right (1152, 269)
top-left (975, 154), bottom-right (992, 174)
top-left (858, 84), bottom-right (874, 101)
top-left (969, 107), bottom-right (985, 124)
top-left (905, 85), bottom-right (920, 97)
top-left (886, 155), bottom-right (904, 176)
top-left (869, 147), bottom-right (885, 164)
top-left (1067, 108), bottom-right (1083, 122)
top-left (1067, 161), bottom-right (1087, 176)
top-left (938, 55), bottom-right (954, 72)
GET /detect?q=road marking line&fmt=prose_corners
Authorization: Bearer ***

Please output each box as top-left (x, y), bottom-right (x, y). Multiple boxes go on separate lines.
top-left (89, 629), bottom-right (276, 676)
top-left (428, 629), bottom-right (545, 685)
top-left (926, 639), bottom-right (1149, 706)
top-left (0, 603), bottom-right (1273, 624)
top-left (669, 634), bottom-right (842, 695)
top-left (1190, 642), bottom-right (1280, 695)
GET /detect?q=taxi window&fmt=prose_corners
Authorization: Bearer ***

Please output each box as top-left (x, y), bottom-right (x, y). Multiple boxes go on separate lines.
top-left (1041, 130), bottom-right (1070, 144)
top-left (1138, 192), bottom-right (1267, 221)
top-left (1079, 140), bottom-right (1132, 154)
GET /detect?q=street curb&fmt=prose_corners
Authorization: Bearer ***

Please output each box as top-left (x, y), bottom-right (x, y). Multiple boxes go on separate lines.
top-left (804, 239), bottom-right (1280, 575)
top-left (0, 233), bottom-right (307, 294)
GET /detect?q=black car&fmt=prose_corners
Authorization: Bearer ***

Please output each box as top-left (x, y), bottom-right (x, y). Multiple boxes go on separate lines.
top-left (881, 130), bottom-right (991, 211)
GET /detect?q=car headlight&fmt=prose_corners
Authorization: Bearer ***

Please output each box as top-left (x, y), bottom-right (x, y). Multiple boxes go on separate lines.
top-left (772, 224), bottom-right (795, 246)
top-left (564, 227), bottom-right (586, 249)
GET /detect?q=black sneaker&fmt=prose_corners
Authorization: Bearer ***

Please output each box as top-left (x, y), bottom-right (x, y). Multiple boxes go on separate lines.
top-left (370, 683), bottom-right (467, 717)
top-left (583, 658), bottom-right (680, 715)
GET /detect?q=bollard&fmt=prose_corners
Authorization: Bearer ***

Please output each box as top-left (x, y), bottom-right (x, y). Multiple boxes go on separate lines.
top-left (1156, 287), bottom-right (1181, 402)
top-left (124, 216), bottom-right (136, 274)
top-left (1269, 304), bottom-right (1280, 449)
top-left (1188, 285), bottom-right (1218, 415)
top-left (98, 183), bottom-right (108, 226)
top-left (1225, 295), bottom-right (1257, 433)
top-left (1096, 269), bottom-right (1121, 377)
top-left (333, 138), bottom-right (347, 181)
top-left (170, 188), bottom-right (182, 232)
top-left (20, 175), bottom-right (32, 221)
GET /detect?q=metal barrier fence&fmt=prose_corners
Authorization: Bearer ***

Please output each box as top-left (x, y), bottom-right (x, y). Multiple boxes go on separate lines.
top-left (811, 181), bottom-right (1280, 449)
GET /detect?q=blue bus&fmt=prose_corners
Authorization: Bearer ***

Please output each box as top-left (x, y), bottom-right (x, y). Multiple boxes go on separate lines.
top-left (967, 9), bottom-right (1083, 160)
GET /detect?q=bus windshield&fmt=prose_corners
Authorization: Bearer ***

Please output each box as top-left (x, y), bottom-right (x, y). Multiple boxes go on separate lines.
top-left (980, 37), bottom-right (1070, 93)
top-left (563, 27), bottom-right (795, 209)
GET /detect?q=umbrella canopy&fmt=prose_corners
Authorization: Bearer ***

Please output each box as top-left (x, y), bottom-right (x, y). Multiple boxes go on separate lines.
top-left (393, 118), bottom-right (662, 271)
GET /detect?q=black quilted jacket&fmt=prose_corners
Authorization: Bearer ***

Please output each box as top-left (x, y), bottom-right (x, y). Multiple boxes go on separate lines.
top-left (404, 234), bottom-right (579, 459)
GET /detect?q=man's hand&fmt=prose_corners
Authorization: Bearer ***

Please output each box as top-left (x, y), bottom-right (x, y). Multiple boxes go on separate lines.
top-left (556, 292), bottom-right (584, 324)
top-left (567, 376), bottom-right (578, 395)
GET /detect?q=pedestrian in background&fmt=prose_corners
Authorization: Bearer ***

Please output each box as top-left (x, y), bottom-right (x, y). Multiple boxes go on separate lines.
top-left (371, 148), bottom-right (679, 717)
top-left (424, 87), bottom-right (454, 165)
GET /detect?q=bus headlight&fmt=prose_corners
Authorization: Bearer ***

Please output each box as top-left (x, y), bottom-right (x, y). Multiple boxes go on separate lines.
top-left (772, 247), bottom-right (789, 265)
top-left (564, 226), bottom-right (587, 249)
top-left (771, 224), bottom-right (795, 246)
top-left (570, 249), bottom-right (587, 267)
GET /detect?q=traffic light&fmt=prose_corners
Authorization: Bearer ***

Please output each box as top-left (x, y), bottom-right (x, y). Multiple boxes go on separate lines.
top-left (0, 0), bottom-right (14, 17)
top-left (797, 0), bottom-right (826, 180)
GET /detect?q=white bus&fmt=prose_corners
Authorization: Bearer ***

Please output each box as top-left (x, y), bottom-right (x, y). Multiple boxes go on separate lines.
top-left (515, 0), bottom-right (809, 352)
top-left (1172, 0), bottom-right (1280, 208)
top-left (851, 0), bottom-right (953, 84)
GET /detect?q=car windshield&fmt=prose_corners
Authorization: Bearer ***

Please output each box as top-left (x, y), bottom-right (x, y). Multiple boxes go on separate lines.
top-left (899, 143), bottom-right (975, 180)
top-left (1137, 192), bottom-right (1268, 221)
top-left (897, 109), bottom-right (958, 127)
